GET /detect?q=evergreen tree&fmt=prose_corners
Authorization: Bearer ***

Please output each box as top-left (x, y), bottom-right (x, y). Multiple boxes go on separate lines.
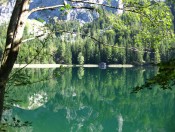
top-left (77, 52), bottom-right (84, 65)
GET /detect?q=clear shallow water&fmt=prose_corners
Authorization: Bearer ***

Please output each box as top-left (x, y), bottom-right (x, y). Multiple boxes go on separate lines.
top-left (4, 67), bottom-right (175, 132)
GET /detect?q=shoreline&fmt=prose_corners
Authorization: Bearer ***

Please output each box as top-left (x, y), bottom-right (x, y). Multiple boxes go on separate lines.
top-left (13, 64), bottom-right (134, 68)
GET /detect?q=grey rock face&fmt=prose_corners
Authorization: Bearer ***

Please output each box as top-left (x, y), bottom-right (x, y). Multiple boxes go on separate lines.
top-left (29, 0), bottom-right (63, 22)
top-left (0, 0), bottom-right (15, 24)
top-left (0, 0), bottom-right (122, 24)
top-left (29, 0), bottom-right (103, 23)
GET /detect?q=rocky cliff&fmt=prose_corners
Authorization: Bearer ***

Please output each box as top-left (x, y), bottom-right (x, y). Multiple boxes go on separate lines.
top-left (0, 0), bottom-right (15, 24)
top-left (0, 0), bottom-right (122, 24)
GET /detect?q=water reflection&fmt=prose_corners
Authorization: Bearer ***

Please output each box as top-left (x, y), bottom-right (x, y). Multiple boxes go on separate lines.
top-left (3, 67), bottom-right (175, 131)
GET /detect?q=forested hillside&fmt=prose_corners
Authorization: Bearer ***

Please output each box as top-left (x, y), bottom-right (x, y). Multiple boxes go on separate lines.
top-left (0, 1), bottom-right (175, 65)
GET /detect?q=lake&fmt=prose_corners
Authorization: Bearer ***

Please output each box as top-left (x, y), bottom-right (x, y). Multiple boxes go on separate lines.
top-left (3, 67), bottom-right (175, 132)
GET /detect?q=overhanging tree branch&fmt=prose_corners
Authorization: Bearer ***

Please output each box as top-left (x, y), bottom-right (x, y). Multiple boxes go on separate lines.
top-left (21, 27), bottom-right (155, 54)
top-left (29, 4), bottom-right (65, 14)
top-left (69, 0), bottom-right (159, 11)
top-left (70, 0), bottom-right (122, 9)
top-left (27, 0), bottom-right (153, 16)
top-left (21, 34), bottom-right (46, 43)
top-left (29, 4), bottom-right (95, 15)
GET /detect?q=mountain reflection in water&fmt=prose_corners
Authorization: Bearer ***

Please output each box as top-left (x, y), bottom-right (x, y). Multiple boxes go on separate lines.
top-left (4, 67), bottom-right (175, 132)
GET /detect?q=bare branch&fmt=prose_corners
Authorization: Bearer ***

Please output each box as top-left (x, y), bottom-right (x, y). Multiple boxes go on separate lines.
top-left (8, 32), bottom-right (54, 86)
top-left (29, 4), bottom-right (95, 15)
top-left (70, 0), bottom-right (123, 10)
top-left (21, 34), bottom-right (45, 43)
top-left (70, 0), bottom-right (158, 11)
top-left (29, 4), bottom-right (65, 14)
top-left (28, 0), bottom-right (159, 19)
top-left (26, 28), bottom-right (155, 53)
top-left (28, 0), bottom-right (120, 15)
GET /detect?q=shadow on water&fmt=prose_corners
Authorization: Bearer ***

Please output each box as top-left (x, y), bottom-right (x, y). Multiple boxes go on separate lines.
top-left (132, 59), bottom-right (175, 93)
top-left (1, 67), bottom-right (175, 132)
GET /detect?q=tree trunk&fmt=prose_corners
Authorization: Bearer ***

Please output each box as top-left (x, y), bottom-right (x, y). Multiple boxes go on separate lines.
top-left (0, 77), bottom-right (5, 122)
top-left (0, 0), bottom-right (30, 121)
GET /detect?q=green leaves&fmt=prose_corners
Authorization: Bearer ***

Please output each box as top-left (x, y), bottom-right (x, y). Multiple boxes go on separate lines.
top-left (60, 4), bottom-right (72, 11)
top-left (60, 7), bottom-right (65, 11)
top-left (65, 4), bottom-right (72, 10)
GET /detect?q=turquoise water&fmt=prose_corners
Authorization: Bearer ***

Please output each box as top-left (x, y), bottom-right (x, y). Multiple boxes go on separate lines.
top-left (4, 67), bottom-right (175, 132)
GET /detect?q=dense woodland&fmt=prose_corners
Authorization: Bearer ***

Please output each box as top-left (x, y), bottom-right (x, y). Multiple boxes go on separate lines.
top-left (0, 1), bottom-right (175, 65)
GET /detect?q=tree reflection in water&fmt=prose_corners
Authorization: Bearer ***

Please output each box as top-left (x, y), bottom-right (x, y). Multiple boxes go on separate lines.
top-left (2, 67), bottom-right (175, 131)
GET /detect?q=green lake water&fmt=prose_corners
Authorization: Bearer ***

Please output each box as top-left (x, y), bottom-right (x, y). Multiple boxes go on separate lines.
top-left (3, 67), bottom-right (175, 132)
